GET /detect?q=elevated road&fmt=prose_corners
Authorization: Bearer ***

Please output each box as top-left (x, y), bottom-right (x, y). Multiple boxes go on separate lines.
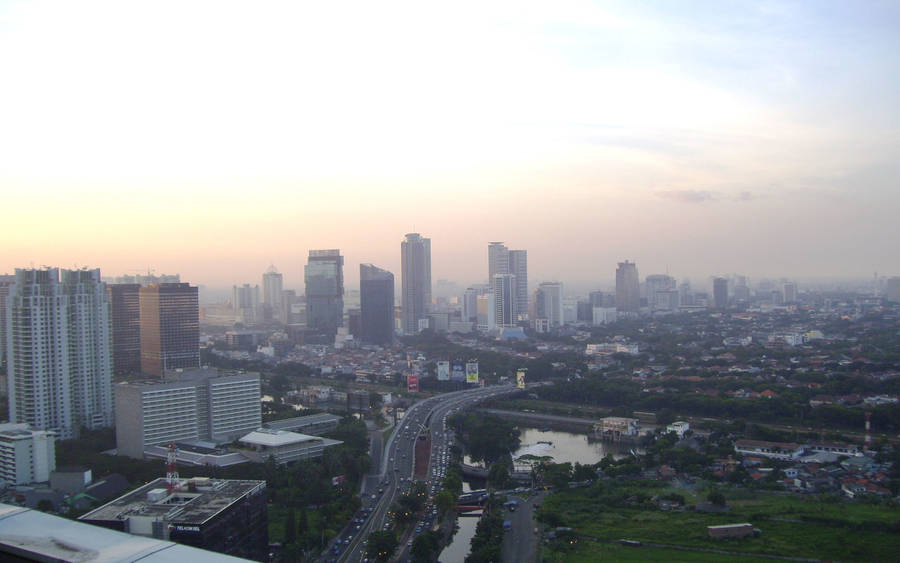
top-left (475, 407), bottom-right (598, 432)
top-left (329, 384), bottom-right (523, 562)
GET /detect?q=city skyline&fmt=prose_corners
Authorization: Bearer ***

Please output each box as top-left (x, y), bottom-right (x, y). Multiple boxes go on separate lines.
top-left (1, 2), bottom-right (899, 286)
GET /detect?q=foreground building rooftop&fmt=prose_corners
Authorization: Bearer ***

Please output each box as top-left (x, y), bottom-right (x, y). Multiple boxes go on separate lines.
top-left (0, 503), bottom-right (250, 562)
top-left (80, 477), bottom-right (266, 525)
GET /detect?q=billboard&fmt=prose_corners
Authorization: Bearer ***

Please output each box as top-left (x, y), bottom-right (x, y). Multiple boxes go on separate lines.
top-left (466, 361), bottom-right (479, 384)
top-left (450, 361), bottom-right (466, 382)
top-left (407, 374), bottom-right (419, 393)
top-left (516, 369), bottom-right (526, 389)
top-left (437, 361), bottom-right (450, 381)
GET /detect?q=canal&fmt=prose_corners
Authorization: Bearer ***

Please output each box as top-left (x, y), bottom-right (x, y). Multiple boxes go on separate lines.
top-left (442, 425), bottom-right (632, 561)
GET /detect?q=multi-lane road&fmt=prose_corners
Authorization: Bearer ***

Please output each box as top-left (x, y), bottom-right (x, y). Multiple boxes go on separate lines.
top-left (324, 383), bottom-right (522, 562)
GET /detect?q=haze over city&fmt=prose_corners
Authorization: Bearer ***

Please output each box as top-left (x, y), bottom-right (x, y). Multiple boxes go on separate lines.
top-left (2, 1), bottom-right (898, 288)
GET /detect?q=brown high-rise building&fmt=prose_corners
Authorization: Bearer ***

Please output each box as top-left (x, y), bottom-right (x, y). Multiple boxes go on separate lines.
top-left (139, 283), bottom-right (199, 377)
top-left (107, 283), bottom-right (141, 375)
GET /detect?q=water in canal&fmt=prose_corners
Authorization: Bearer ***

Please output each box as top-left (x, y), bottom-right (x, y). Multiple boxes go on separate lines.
top-left (447, 426), bottom-right (632, 559)
top-left (438, 510), bottom-right (482, 563)
top-left (464, 425), bottom-right (634, 468)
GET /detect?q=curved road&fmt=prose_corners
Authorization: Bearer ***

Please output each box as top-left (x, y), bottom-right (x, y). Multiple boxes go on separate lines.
top-left (325, 384), bottom-right (522, 563)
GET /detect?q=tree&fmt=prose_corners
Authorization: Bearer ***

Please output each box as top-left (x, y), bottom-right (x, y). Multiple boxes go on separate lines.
top-left (298, 507), bottom-right (308, 534)
top-left (411, 531), bottom-right (441, 563)
top-left (435, 490), bottom-right (455, 514)
top-left (707, 490), bottom-right (726, 506)
top-left (284, 508), bottom-right (297, 544)
top-left (487, 460), bottom-right (511, 489)
top-left (366, 531), bottom-right (399, 562)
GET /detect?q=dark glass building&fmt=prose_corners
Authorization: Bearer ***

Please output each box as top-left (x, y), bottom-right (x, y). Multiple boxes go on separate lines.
top-left (360, 264), bottom-right (394, 345)
top-left (305, 249), bottom-right (344, 334)
top-left (79, 477), bottom-right (268, 561)
top-left (139, 283), bottom-right (199, 377)
top-left (713, 277), bottom-right (729, 309)
top-left (107, 283), bottom-right (141, 375)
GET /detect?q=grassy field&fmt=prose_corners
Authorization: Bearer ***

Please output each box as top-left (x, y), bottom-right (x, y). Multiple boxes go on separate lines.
top-left (539, 484), bottom-right (900, 562)
top-left (544, 542), bottom-right (772, 562)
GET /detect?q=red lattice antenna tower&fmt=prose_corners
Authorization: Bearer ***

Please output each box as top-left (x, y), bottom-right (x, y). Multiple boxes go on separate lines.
top-left (864, 412), bottom-right (872, 449)
top-left (166, 443), bottom-right (179, 493)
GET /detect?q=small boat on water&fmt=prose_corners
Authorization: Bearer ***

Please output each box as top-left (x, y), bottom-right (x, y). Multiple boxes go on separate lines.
top-left (537, 440), bottom-right (553, 445)
top-left (539, 427), bottom-right (550, 432)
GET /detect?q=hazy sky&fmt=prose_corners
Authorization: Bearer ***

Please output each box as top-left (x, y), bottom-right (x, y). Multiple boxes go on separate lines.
top-left (2, 1), bottom-right (898, 290)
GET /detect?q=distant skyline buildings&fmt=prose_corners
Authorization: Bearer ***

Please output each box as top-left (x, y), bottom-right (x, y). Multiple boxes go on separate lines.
top-left (359, 263), bottom-right (394, 345)
top-left (262, 265), bottom-right (284, 322)
top-left (615, 260), bottom-right (640, 313)
top-left (713, 277), bottom-right (729, 309)
top-left (232, 283), bottom-right (261, 325)
top-left (533, 281), bottom-right (563, 328)
top-left (487, 242), bottom-right (528, 321)
top-left (305, 250), bottom-right (344, 334)
top-left (401, 233), bottom-right (431, 335)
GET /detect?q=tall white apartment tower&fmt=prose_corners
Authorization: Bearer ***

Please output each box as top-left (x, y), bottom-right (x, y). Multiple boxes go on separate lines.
top-left (7, 268), bottom-right (113, 439)
top-left (488, 242), bottom-right (528, 321)
top-left (508, 250), bottom-right (528, 320)
top-left (492, 274), bottom-right (518, 328)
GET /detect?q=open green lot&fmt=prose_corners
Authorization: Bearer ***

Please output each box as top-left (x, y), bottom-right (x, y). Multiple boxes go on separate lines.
top-left (544, 542), bottom-right (770, 562)
top-left (539, 482), bottom-right (900, 561)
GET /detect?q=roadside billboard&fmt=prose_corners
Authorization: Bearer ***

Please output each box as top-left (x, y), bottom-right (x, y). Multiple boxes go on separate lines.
top-left (451, 361), bottom-right (466, 382)
top-left (437, 360), bottom-right (450, 381)
top-left (407, 374), bottom-right (419, 393)
top-left (466, 361), bottom-right (479, 384)
top-left (516, 369), bottom-right (526, 389)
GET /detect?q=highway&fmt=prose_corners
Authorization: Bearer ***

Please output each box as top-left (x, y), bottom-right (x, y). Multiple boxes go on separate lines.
top-left (323, 383), bottom-right (522, 563)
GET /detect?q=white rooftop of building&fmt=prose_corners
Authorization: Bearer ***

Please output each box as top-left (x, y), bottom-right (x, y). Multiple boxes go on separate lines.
top-left (0, 503), bottom-right (251, 562)
top-left (239, 428), bottom-right (338, 448)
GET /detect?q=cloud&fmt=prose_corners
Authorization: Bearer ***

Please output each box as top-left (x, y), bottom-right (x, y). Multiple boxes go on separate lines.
top-left (656, 190), bottom-right (716, 203)
top-left (735, 191), bottom-right (755, 201)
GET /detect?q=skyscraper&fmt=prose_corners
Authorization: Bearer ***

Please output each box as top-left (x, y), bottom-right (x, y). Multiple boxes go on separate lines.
top-left (262, 265), bottom-right (284, 322)
top-left (401, 233), bottom-right (431, 335)
top-left (360, 264), bottom-right (394, 345)
top-left (305, 250), bottom-right (344, 334)
top-left (488, 242), bottom-right (509, 280)
top-left (645, 274), bottom-right (676, 311)
top-left (887, 277), bottom-right (900, 303)
top-left (487, 243), bottom-right (528, 320)
top-left (782, 281), bottom-right (797, 304)
top-left (508, 250), bottom-right (528, 320)
top-left (0, 274), bottom-right (14, 367)
top-left (532, 282), bottom-right (564, 327)
top-left (492, 274), bottom-right (517, 327)
top-left (107, 283), bottom-right (141, 376)
top-left (615, 260), bottom-right (640, 313)
top-left (232, 283), bottom-right (261, 325)
top-left (713, 277), bottom-right (729, 309)
top-left (139, 283), bottom-right (199, 377)
top-left (7, 268), bottom-right (113, 439)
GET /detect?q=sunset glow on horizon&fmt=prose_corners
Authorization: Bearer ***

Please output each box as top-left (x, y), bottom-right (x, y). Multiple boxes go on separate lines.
top-left (2, 1), bottom-right (898, 289)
